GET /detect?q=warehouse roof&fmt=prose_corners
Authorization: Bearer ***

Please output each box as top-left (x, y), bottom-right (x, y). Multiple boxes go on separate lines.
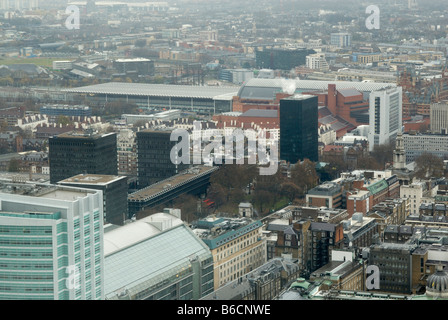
top-left (237, 78), bottom-right (397, 100)
top-left (62, 82), bottom-right (239, 100)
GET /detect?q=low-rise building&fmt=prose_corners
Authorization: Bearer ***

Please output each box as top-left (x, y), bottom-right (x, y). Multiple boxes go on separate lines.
top-left (104, 209), bottom-right (214, 300)
top-left (191, 216), bottom-right (267, 290)
top-left (201, 257), bottom-right (300, 300)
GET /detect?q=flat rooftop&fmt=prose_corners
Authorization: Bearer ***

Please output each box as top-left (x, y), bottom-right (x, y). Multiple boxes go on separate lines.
top-left (0, 181), bottom-right (95, 200)
top-left (54, 131), bottom-right (115, 140)
top-left (58, 174), bottom-right (126, 186)
top-left (61, 82), bottom-right (239, 100)
top-left (128, 166), bottom-right (218, 202)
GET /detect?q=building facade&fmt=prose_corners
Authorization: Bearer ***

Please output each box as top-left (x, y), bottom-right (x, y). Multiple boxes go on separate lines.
top-left (49, 131), bottom-right (118, 184)
top-left (136, 129), bottom-right (189, 188)
top-left (403, 133), bottom-right (448, 162)
top-left (368, 87), bottom-right (403, 151)
top-left (0, 182), bottom-right (104, 300)
top-left (58, 174), bottom-right (128, 226)
top-left (430, 102), bottom-right (448, 134)
top-left (280, 95), bottom-right (319, 163)
top-left (192, 216), bottom-right (267, 290)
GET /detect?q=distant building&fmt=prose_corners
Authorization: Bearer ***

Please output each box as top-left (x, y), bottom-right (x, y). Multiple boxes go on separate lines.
top-left (113, 58), bottom-right (155, 77)
top-left (255, 48), bottom-right (316, 70)
top-left (403, 133), bottom-right (448, 162)
top-left (383, 225), bottom-right (413, 244)
top-left (49, 131), bottom-right (118, 184)
top-left (117, 129), bottom-right (137, 176)
top-left (279, 95), bottom-right (319, 163)
top-left (266, 219), bottom-right (311, 273)
top-left (218, 69), bottom-right (254, 85)
top-left (368, 198), bottom-right (410, 239)
top-left (40, 104), bottom-right (91, 118)
top-left (368, 86), bottom-right (403, 151)
top-left (306, 53), bottom-right (329, 71)
top-left (62, 82), bottom-right (237, 115)
top-left (309, 221), bottom-right (345, 273)
top-left (330, 33), bottom-right (352, 48)
top-left (400, 180), bottom-right (434, 215)
top-left (52, 61), bottom-right (73, 70)
top-left (430, 102), bottom-right (448, 134)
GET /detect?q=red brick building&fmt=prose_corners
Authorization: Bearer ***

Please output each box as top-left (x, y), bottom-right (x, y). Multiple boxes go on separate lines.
top-left (304, 84), bottom-right (369, 127)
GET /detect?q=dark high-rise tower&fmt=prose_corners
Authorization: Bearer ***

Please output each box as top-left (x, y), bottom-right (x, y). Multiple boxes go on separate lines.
top-left (280, 95), bottom-right (318, 164)
top-left (49, 131), bottom-right (118, 184)
top-left (136, 129), bottom-right (189, 188)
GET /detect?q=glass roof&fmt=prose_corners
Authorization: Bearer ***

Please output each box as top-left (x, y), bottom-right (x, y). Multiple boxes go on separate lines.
top-left (104, 224), bottom-right (211, 297)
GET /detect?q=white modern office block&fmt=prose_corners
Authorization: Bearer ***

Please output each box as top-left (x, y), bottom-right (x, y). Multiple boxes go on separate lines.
top-left (430, 102), bottom-right (448, 134)
top-left (0, 183), bottom-right (104, 300)
top-left (368, 86), bottom-right (403, 151)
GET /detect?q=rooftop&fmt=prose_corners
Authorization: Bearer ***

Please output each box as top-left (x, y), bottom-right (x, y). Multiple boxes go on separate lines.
top-left (128, 166), bottom-right (218, 203)
top-left (58, 174), bottom-right (126, 186)
top-left (237, 78), bottom-right (397, 100)
top-left (103, 210), bottom-right (184, 256)
top-left (62, 82), bottom-right (239, 100)
top-left (0, 181), bottom-right (95, 200)
top-left (192, 216), bottom-right (263, 249)
top-left (54, 131), bottom-right (115, 140)
top-left (103, 212), bottom-right (212, 299)
top-left (241, 109), bottom-right (278, 118)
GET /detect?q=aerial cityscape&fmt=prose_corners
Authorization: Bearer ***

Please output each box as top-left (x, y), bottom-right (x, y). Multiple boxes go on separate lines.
top-left (0, 0), bottom-right (448, 304)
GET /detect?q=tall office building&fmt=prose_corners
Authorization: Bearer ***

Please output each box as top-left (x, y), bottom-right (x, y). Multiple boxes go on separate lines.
top-left (430, 102), bottom-right (448, 134)
top-left (368, 86), bottom-right (403, 151)
top-left (280, 95), bottom-right (319, 164)
top-left (49, 131), bottom-right (118, 184)
top-left (58, 174), bottom-right (128, 226)
top-left (306, 53), bottom-right (329, 71)
top-left (255, 48), bottom-right (316, 70)
top-left (0, 182), bottom-right (104, 300)
top-left (136, 129), bottom-right (189, 188)
top-left (330, 33), bottom-right (352, 48)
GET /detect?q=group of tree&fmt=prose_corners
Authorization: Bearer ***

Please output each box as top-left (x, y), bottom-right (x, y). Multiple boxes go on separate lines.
top-left (414, 152), bottom-right (446, 179)
top-left (205, 159), bottom-right (319, 217)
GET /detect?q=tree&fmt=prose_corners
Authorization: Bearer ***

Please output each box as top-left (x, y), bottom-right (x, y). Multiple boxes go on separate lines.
top-left (290, 159), bottom-right (318, 196)
top-left (280, 181), bottom-right (301, 202)
top-left (56, 115), bottom-right (72, 126)
top-left (357, 155), bottom-right (382, 170)
top-left (414, 153), bottom-right (444, 179)
top-left (8, 159), bottom-right (19, 172)
top-left (370, 143), bottom-right (395, 169)
top-left (252, 189), bottom-right (275, 215)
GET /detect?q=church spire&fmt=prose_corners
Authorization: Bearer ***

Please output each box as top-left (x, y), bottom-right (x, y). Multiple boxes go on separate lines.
top-left (393, 130), bottom-right (406, 170)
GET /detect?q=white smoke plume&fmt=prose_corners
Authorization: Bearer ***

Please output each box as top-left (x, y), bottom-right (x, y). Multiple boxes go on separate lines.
top-left (280, 78), bottom-right (297, 95)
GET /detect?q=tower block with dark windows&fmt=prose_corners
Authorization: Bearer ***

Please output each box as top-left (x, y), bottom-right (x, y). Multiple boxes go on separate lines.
top-left (49, 131), bottom-right (118, 184)
top-left (280, 95), bottom-right (319, 164)
top-left (136, 129), bottom-right (189, 189)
